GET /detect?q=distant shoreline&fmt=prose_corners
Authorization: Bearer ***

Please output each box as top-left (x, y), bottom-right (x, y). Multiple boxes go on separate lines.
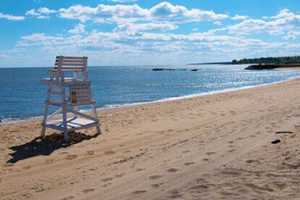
top-left (188, 55), bottom-right (300, 70)
top-left (245, 63), bottom-right (300, 70)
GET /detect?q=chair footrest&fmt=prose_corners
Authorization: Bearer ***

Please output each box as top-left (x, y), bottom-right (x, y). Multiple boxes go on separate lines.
top-left (45, 116), bottom-right (99, 131)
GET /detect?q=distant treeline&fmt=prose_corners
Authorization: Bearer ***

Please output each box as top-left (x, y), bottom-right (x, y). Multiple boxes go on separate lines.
top-left (232, 56), bottom-right (300, 64)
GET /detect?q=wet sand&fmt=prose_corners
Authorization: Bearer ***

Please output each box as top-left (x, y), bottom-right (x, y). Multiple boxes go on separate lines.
top-left (1, 78), bottom-right (300, 200)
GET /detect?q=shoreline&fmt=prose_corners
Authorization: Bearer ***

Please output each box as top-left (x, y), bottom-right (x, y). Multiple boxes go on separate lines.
top-left (2, 74), bottom-right (300, 125)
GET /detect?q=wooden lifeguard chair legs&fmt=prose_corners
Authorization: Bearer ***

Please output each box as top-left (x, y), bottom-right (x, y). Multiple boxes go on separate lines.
top-left (92, 104), bottom-right (101, 135)
top-left (41, 101), bottom-right (49, 139)
top-left (41, 102), bottom-right (101, 143)
top-left (62, 102), bottom-right (69, 142)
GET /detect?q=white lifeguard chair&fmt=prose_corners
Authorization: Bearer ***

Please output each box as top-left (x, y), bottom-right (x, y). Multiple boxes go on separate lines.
top-left (41, 56), bottom-right (100, 142)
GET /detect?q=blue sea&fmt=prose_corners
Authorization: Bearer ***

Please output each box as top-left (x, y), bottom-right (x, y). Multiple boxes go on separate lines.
top-left (1, 65), bottom-right (300, 121)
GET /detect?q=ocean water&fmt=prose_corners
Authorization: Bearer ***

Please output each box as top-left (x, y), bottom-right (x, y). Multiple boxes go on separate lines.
top-left (0, 65), bottom-right (300, 121)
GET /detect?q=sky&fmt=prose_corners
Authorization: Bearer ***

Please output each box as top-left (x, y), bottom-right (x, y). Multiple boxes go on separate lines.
top-left (0, 0), bottom-right (300, 67)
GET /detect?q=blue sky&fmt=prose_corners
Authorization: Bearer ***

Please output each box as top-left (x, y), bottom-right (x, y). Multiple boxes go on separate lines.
top-left (0, 0), bottom-right (300, 67)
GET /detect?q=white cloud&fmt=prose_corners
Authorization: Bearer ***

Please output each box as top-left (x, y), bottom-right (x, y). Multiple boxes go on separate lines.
top-left (26, 7), bottom-right (56, 19)
top-left (116, 22), bottom-right (177, 34)
top-left (0, 12), bottom-right (24, 21)
top-left (149, 2), bottom-right (228, 22)
top-left (58, 4), bottom-right (148, 23)
top-left (232, 15), bottom-right (248, 21)
top-left (28, 2), bottom-right (228, 25)
top-left (227, 9), bottom-right (300, 37)
top-left (16, 29), bottom-right (273, 55)
top-left (68, 23), bottom-right (85, 34)
top-left (7, 5), bottom-right (300, 66)
top-left (283, 31), bottom-right (300, 40)
top-left (17, 33), bottom-right (65, 47)
top-left (11, 26), bottom-right (300, 66)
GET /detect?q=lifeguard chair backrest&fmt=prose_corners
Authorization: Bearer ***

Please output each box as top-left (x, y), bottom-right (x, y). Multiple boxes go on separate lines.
top-left (55, 56), bottom-right (88, 80)
top-left (69, 81), bottom-right (93, 105)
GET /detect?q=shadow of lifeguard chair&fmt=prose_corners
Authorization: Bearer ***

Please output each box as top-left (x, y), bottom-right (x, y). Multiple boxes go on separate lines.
top-left (41, 56), bottom-right (100, 142)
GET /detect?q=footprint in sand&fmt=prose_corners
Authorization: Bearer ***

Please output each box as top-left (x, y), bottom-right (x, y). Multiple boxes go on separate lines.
top-left (206, 152), bottom-right (215, 156)
top-left (136, 168), bottom-right (145, 172)
top-left (169, 189), bottom-right (182, 199)
top-left (246, 159), bottom-right (260, 164)
top-left (245, 183), bottom-right (274, 192)
top-left (132, 190), bottom-right (147, 194)
top-left (89, 167), bottom-right (97, 171)
top-left (23, 165), bottom-right (31, 170)
top-left (189, 184), bottom-right (209, 191)
top-left (115, 173), bottom-right (124, 178)
top-left (182, 150), bottom-right (190, 154)
top-left (22, 193), bottom-right (33, 198)
top-left (60, 196), bottom-right (74, 200)
top-left (230, 111), bottom-right (236, 115)
top-left (273, 182), bottom-right (287, 190)
top-left (184, 162), bottom-right (195, 166)
top-left (221, 170), bottom-right (241, 176)
top-left (104, 150), bottom-right (115, 155)
top-left (45, 159), bottom-right (55, 164)
top-left (65, 154), bottom-right (78, 160)
top-left (82, 188), bottom-right (95, 194)
top-left (102, 183), bottom-right (112, 188)
top-left (87, 150), bottom-right (95, 155)
top-left (102, 177), bottom-right (113, 182)
top-left (152, 183), bottom-right (164, 188)
top-left (167, 168), bottom-right (178, 173)
top-left (31, 184), bottom-right (46, 193)
top-left (149, 175), bottom-right (163, 180)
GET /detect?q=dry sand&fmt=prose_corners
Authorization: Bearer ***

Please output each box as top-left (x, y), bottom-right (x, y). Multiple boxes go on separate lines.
top-left (1, 79), bottom-right (300, 200)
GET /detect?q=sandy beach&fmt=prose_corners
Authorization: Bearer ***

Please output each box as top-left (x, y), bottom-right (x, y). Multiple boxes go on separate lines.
top-left (1, 78), bottom-right (300, 200)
